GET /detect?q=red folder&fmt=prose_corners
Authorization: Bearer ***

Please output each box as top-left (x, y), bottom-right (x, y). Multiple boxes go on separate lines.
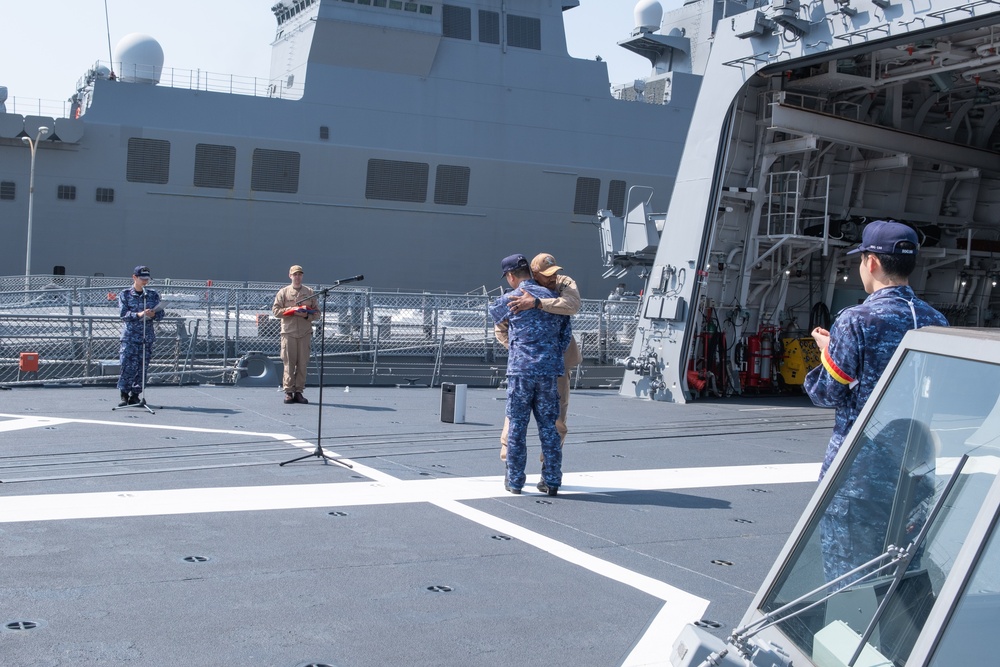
top-left (282, 306), bottom-right (317, 317)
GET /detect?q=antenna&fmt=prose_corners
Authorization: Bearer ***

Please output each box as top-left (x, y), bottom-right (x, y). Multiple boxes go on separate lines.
top-left (104, 0), bottom-right (115, 76)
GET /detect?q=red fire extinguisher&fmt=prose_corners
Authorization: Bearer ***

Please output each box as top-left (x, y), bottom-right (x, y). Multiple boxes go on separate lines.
top-left (744, 329), bottom-right (775, 388)
top-left (746, 333), bottom-right (761, 387)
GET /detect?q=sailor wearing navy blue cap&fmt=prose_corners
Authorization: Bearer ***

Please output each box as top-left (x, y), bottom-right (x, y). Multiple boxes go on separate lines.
top-left (489, 254), bottom-right (571, 495)
top-left (804, 221), bottom-right (947, 582)
top-left (116, 265), bottom-right (164, 406)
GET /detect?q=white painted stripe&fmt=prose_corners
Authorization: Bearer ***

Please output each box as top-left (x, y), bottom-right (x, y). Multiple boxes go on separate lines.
top-left (435, 499), bottom-right (708, 606)
top-left (566, 463), bottom-right (820, 491)
top-left (436, 499), bottom-right (710, 659)
top-left (0, 462), bottom-right (821, 523)
top-left (0, 416), bottom-right (73, 432)
top-left (0, 412), bottom-right (290, 438)
top-left (621, 602), bottom-right (693, 667)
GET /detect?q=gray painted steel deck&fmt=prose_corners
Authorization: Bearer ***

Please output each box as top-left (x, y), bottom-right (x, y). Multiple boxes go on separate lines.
top-left (0, 384), bottom-right (831, 666)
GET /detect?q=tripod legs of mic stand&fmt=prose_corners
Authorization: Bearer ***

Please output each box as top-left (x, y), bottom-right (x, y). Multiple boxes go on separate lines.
top-left (113, 395), bottom-right (157, 414)
top-left (278, 444), bottom-right (344, 466)
top-left (278, 375), bottom-right (351, 469)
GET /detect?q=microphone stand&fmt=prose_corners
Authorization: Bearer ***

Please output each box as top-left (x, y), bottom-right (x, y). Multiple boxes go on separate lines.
top-left (113, 289), bottom-right (161, 414)
top-left (279, 275), bottom-right (363, 468)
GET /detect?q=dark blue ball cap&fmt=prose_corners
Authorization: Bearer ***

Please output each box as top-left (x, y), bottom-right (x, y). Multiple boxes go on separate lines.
top-left (846, 220), bottom-right (919, 256)
top-left (500, 254), bottom-right (529, 277)
top-left (133, 265), bottom-right (151, 278)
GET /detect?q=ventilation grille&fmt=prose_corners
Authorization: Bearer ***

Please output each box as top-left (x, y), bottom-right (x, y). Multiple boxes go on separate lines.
top-left (507, 14), bottom-right (541, 50)
top-left (194, 144), bottom-right (236, 189)
top-left (479, 10), bottom-right (500, 44)
top-left (607, 180), bottom-right (627, 217)
top-left (434, 165), bottom-right (470, 206)
top-left (443, 4), bottom-right (471, 39)
top-left (366, 159), bottom-right (428, 203)
top-left (1, 181), bottom-right (15, 200)
top-left (126, 138), bottom-right (170, 184)
top-left (251, 149), bottom-right (300, 194)
top-left (574, 177), bottom-right (601, 215)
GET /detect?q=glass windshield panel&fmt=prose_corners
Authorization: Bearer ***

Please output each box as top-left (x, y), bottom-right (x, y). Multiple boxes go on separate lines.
top-left (928, 507), bottom-right (1000, 665)
top-left (760, 350), bottom-right (1000, 666)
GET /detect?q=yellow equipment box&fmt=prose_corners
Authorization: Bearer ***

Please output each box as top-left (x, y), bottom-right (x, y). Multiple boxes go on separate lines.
top-left (779, 337), bottom-right (820, 386)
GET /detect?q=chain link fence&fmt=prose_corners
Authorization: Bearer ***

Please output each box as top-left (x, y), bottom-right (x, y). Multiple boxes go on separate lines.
top-left (0, 276), bottom-right (638, 388)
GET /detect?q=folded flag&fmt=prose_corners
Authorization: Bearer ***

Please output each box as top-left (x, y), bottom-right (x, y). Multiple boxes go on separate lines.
top-left (282, 306), bottom-right (317, 316)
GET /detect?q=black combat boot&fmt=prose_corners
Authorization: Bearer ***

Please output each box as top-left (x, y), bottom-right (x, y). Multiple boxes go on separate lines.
top-left (118, 391), bottom-right (129, 407)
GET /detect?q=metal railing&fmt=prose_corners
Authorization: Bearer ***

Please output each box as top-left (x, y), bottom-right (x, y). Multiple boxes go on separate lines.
top-left (3, 97), bottom-right (74, 119)
top-left (764, 171), bottom-right (830, 237)
top-left (3, 62), bottom-right (293, 122)
top-left (0, 276), bottom-right (638, 388)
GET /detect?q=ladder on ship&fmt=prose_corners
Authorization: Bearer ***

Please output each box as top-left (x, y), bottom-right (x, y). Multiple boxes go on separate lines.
top-left (738, 169), bottom-right (833, 323)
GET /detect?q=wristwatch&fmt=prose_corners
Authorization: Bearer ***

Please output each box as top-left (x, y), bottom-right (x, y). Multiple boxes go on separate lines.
top-left (533, 297), bottom-right (541, 309)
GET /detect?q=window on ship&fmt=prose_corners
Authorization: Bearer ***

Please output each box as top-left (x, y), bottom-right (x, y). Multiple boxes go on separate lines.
top-left (607, 180), bottom-right (627, 217)
top-left (479, 10), bottom-right (500, 44)
top-left (507, 14), bottom-right (541, 50)
top-left (442, 5), bottom-right (471, 39)
top-left (194, 144), bottom-right (237, 190)
top-left (434, 165), bottom-right (470, 206)
top-left (126, 138), bottom-right (170, 185)
top-left (574, 177), bottom-right (601, 216)
top-left (251, 149), bottom-right (300, 194)
top-left (366, 159), bottom-right (429, 203)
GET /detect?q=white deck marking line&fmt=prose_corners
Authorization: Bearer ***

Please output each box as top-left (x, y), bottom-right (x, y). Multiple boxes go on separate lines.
top-left (436, 498), bottom-right (710, 664)
top-left (0, 462), bottom-right (821, 523)
top-left (621, 603), bottom-right (697, 667)
top-left (0, 416), bottom-right (74, 432)
top-left (0, 412), bottom-right (292, 438)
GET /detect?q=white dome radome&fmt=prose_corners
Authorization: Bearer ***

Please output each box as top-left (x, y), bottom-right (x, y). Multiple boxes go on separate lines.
top-left (634, 0), bottom-right (664, 33)
top-left (114, 33), bottom-right (164, 84)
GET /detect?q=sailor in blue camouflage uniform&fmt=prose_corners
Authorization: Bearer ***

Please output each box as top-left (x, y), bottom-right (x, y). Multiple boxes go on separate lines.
top-left (804, 221), bottom-right (947, 582)
top-left (117, 265), bottom-right (165, 406)
top-left (489, 254), bottom-right (571, 496)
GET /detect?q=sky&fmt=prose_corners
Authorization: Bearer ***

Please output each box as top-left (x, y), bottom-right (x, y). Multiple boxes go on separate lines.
top-left (1, 0), bottom-right (663, 110)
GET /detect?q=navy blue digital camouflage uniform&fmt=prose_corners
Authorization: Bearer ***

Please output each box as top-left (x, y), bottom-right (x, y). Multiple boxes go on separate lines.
top-left (804, 285), bottom-right (947, 581)
top-left (489, 280), bottom-right (571, 491)
top-left (117, 287), bottom-right (164, 395)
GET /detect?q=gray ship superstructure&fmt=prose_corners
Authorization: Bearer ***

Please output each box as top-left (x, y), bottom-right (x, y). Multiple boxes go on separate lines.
top-left (605, 0), bottom-right (1000, 402)
top-left (0, 0), bottom-right (703, 296)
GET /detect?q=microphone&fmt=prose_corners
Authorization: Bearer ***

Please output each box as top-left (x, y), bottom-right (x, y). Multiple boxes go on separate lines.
top-left (336, 274), bottom-right (364, 285)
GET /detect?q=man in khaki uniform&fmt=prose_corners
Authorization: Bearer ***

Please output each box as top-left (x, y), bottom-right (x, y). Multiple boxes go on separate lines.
top-left (272, 265), bottom-right (319, 404)
top-left (496, 253), bottom-right (582, 460)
